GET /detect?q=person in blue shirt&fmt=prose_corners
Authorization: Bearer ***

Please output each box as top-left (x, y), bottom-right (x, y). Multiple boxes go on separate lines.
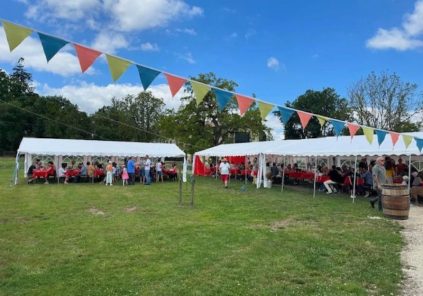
top-left (127, 157), bottom-right (135, 185)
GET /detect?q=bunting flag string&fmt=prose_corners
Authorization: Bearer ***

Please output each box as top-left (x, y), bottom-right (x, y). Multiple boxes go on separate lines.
top-left (235, 94), bottom-right (254, 116)
top-left (164, 73), bottom-right (186, 97)
top-left (2, 21), bottom-right (32, 51)
top-left (74, 44), bottom-right (102, 73)
top-left (1, 18), bottom-right (422, 151)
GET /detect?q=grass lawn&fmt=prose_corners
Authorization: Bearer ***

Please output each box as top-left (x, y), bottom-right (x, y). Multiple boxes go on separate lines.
top-left (0, 157), bottom-right (403, 295)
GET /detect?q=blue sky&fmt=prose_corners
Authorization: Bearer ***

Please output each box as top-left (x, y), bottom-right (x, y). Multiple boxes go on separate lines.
top-left (0, 0), bottom-right (422, 139)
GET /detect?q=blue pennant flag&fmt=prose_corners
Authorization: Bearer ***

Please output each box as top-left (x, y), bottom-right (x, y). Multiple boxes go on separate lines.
top-left (212, 88), bottom-right (233, 110)
top-left (38, 33), bottom-right (68, 62)
top-left (415, 137), bottom-right (423, 152)
top-left (277, 106), bottom-right (294, 124)
top-left (375, 130), bottom-right (388, 146)
top-left (329, 119), bottom-right (345, 136)
top-left (136, 65), bottom-right (161, 90)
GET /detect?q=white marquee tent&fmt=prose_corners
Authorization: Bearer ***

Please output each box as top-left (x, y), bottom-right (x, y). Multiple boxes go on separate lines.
top-left (193, 132), bottom-right (423, 199)
top-left (15, 137), bottom-right (187, 184)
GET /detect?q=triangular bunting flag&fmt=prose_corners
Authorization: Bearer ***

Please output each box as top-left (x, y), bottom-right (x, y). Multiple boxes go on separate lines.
top-left (190, 80), bottom-right (211, 104)
top-left (212, 88), bottom-right (233, 111)
top-left (2, 21), bottom-right (32, 51)
top-left (257, 102), bottom-right (274, 120)
top-left (329, 119), bottom-right (345, 136)
top-left (106, 54), bottom-right (132, 81)
top-left (416, 138), bottom-right (423, 152)
top-left (297, 111), bottom-right (312, 129)
top-left (389, 132), bottom-right (400, 147)
top-left (235, 94), bottom-right (254, 116)
top-left (362, 126), bottom-right (374, 144)
top-left (316, 115), bottom-right (328, 127)
top-left (375, 130), bottom-right (388, 146)
top-left (74, 44), bottom-right (102, 73)
top-left (403, 135), bottom-right (413, 149)
top-left (347, 123), bottom-right (360, 139)
top-left (277, 106), bottom-right (294, 124)
top-left (38, 33), bottom-right (68, 62)
top-left (136, 65), bottom-right (161, 90)
top-left (164, 73), bottom-right (186, 97)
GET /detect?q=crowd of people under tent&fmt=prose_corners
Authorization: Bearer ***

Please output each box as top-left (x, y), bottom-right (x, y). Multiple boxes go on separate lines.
top-left (26, 155), bottom-right (179, 186)
top-left (208, 155), bottom-right (423, 205)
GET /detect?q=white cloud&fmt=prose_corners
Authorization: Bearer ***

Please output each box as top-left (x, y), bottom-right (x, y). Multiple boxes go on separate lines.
top-left (175, 28), bottom-right (197, 35)
top-left (140, 42), bottom-right (160, 52)
top-left (24, 0), bottom-right (101, 21)
top-left (177, 52), bottom-right (196, 64)
top-left (265, 113), bottom-right (285, 140)
top-left (367, 0), bottom-right (423, 50)
top-left (267, 57), bottom-right (280, 71)
top-left (91, 31), bottom-right (129, 54)
top-left (37, 82), bottom-right (184, 114)
top-left (0, 27), bottom-right (84, 76)
top-left (106, 0), bottom-right (203, 32)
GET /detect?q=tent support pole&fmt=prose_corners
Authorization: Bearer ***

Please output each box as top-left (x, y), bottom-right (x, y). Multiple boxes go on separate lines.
top-left (408, 155), bottom-right (412, 194)
top-left (313, 156), bottom-right (318, 198)
top-left (215, 157), bottom-right (218, 180)
top-left (352, 155), bottom-right (357, 203)
top-left (244, 156), bottom-right (247, 185)
top-left (281, 156), bottom-right (286, 192)
top-left (14, 152), bottom-right (19, 185)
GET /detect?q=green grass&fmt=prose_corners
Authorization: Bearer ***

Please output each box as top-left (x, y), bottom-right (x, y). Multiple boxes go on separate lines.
top-left (0, 157), bottom-right (403, 295)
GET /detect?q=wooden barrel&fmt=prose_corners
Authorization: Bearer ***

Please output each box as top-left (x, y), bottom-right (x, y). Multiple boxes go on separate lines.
top-left (382, 184), bottom-right (410, 220)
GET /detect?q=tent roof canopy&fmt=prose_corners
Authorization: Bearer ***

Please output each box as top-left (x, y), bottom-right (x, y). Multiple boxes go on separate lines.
top-left (194, 132), bottom-right (423, 157)
top-left (17, 137), bottom-right (186, 158)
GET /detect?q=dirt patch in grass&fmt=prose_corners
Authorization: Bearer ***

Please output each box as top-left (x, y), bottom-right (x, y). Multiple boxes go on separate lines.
top-left (125, 206), bottom-right (137, 213)
top-left (88, 207), bottom-right (105, 216)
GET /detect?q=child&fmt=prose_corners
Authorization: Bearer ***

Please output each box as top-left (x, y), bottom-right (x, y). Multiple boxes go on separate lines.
top-left (121, 165), bottom-right (129, 186)
top-left (105, 161), bottom-right (113, 186)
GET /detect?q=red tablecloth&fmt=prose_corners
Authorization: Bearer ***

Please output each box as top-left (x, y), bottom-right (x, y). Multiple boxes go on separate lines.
top-left (230, 168), bottom-right (240, 175)
top-left (94, 169), bottom-right (104, 177)
top-left (66, 169), bottom-right (80, 177)
top-left (32, 168), bottom-right (54, 179)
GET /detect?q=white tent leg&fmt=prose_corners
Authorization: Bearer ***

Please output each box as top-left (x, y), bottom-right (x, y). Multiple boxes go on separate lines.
top-left (182, 155), bottom-right (187, 183)
top-left (351, 155), bottom-right (357, 203)
top-left (408, 155), bottom-right (412, 194)
top-left (281, 156), bottom-right (285, 192)
top-left (313, 156), bottom-right (318, 198)
top-left (14, 152), bottom-right (19, 185)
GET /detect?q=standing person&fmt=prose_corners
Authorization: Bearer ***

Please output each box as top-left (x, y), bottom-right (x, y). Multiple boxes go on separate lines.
top-left (105, 161), bottom-right (113, 186)
top-left (371, 156), bottom-right (387, 210)
top-left (156, 160), bottom-right (163, 182)
top-left (121, 165), bottom-right (129, 186)
top-left (127, 157), bottom-right (135, 185)
top-left (395, 158), bottom-right (408, 176)
top-left (144, 155), bottom-right (151, 185)
top-left (219, 158), bottom-right (231, 188)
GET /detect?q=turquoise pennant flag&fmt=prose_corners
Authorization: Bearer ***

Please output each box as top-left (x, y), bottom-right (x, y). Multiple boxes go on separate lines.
top-left (375, 130), bottom-right (388, 146)
top-left (136, 65), bottom-right (161, 90)
top-left (416, 137), bottom-right (423, 152)
top-left (277, 106), bottom-right (294, 124)
top-left (38, 33), bottom-right (68, 62)
top-left (212, 88), bottom-right (233, 110)
top-left (329, 119), bottom-right (345, 136)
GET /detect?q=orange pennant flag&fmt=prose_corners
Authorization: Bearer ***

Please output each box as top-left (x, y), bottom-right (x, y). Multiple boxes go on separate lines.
top-left (297, 111), bottom-right (312, 129)
top-left (74, 44), bottom-right (102, 73)
top-left (164, 73), bottom-right (186, 97)
top-left (389, 132), bottom-right (400, 147)
top-left (347, 123), bottom-right (360, 139)
top-left (235, 94), bottom-right (254, 116)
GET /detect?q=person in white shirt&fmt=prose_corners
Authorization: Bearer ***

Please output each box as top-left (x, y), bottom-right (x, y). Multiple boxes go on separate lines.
top-left (219, 158), bottom-right (231, 188)
top-left (156, 161), bottom-right (163, 182)
top-left (144, 155), bottom-right (152, 185)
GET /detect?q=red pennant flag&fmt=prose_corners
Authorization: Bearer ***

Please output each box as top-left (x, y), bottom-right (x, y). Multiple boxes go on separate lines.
top-left (347, 123), bottom-right (360, 139)
top-left (235, 94), bottom-right (254, 116)
top-left (390, 132), bottom-right (400, 146)
top-left (297, 111), bottom-right (312, 129)
top-left (74, 44), bottom-right (102, 73)
top-left (164, 73), bottom-right (186, 97)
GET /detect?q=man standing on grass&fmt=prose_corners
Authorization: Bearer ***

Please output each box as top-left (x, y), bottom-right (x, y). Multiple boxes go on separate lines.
top-left (371, 156), bottom-right (386, 210)
top-left (127, 157), bottom-right (135, 185)
top-left (144, 155), bottom-right (151, 185)
top-left (219, 158), bottom-right (231, 188)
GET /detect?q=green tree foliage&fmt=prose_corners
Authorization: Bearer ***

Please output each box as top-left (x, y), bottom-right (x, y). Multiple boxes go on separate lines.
top-left (91, 92), bottom-right (164, 142)
top-left (349, 71), bottom-right (422, 132)
top-left (158, 72), bottom-right (271, 154)
top-left (280, 88), bottom-right (351, 139)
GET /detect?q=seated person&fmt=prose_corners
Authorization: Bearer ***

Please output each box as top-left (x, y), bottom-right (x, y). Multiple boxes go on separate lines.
top-left (78, 162), bottom-right (87, 182)
top-left (323, 166), bottom-right (344, 194)
top-left (410, 171), bottom-right (423, 204)
top-left (59, 163), bottom-right (68, 184)
top-left (87, 161), bottom-right (95, 179)
top-left (27, 160), bottom-right (37, 183)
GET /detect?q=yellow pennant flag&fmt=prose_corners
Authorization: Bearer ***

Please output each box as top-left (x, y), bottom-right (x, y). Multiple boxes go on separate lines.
top-left (106, 54), bottom-right (132, 81)
top-left (316, 115), bottom-right (328, 127)
top-left (402, 134), bottom-right (413, 148)
top-left (190, 80), bottom-right (210, 104)
top-left (362, 126), bottom-right (374, 144)
top-left (258, 101), bottom-right (274, 120)
top-left (2, 21), bottom-right (32, 51)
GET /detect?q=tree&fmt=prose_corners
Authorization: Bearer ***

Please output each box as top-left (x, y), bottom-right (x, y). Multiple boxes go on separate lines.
top-left (280, 88), bottom-right (351, 139)
top-left (349, 71), bottom-right (422, 132)
top-left (158, 72), bottom-right (271, 154)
